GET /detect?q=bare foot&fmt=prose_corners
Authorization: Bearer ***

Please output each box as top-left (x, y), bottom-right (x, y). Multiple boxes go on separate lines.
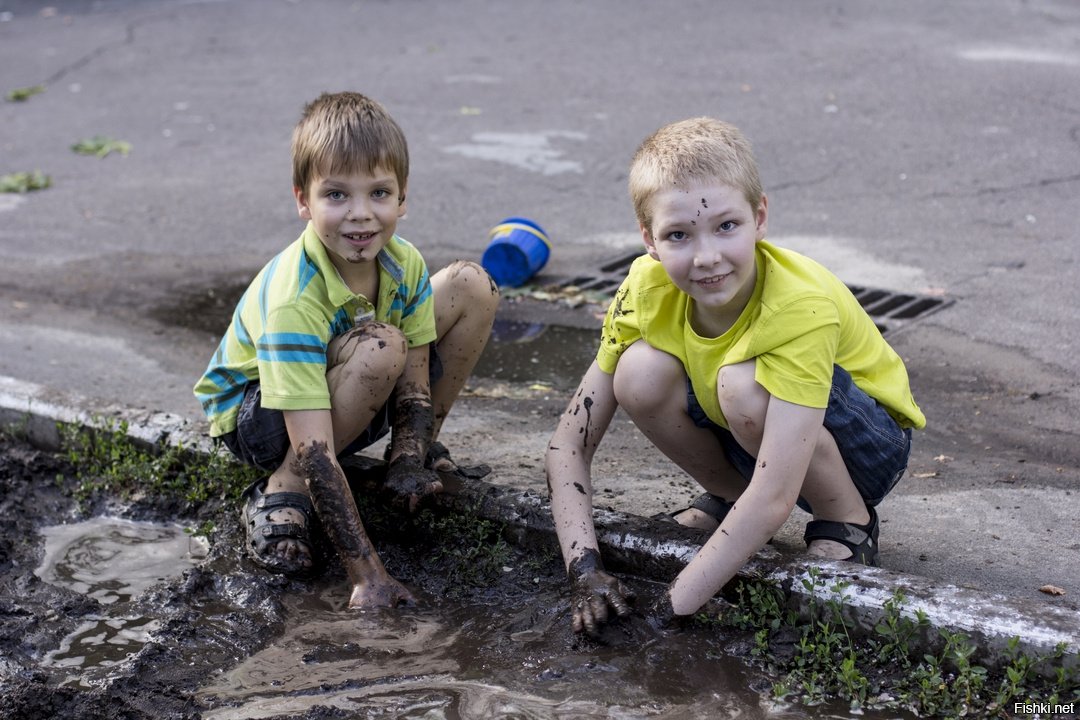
top-left (806, 538), bottom-right (854, 560)
top-left (671, 507), bottom-right (721, 531)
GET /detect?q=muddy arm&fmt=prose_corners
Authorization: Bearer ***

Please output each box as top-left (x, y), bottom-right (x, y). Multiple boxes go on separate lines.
top-left (284, 409), bottom-right (413, 608)
top-left (545, 361), bottom-right (618, 571)
top-left (667, 398), bottom-right (820, 616)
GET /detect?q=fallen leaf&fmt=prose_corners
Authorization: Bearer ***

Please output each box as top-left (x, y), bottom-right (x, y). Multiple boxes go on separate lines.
top-left (71, 135), bottom-right (132, 158)
top-left (0, 171), bottom-right (51, 193)
top-left (1039, 585), bottom-right (1066, 596)
top-left (912, 471), bottom-right (938, 479)
top-left (5, 85), bottom-right (45, 102)
top-left (933, 454), bottom-right (953, 463)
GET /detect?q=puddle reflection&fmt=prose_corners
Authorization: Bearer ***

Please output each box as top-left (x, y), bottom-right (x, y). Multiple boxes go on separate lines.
top-left (199, 582), bottom-right (792, 719)
top-left (34, 516), bottom-right (208, 686)
top-left (36, 516), bottom-right (208, 604)
top-left (475, 320), bottom-right (598, 390)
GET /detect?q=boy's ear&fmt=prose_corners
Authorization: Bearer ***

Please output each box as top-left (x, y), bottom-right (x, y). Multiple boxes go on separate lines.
top-left (294, 186), bottom-right (312, 220)
top-left (640, 223), bottom-right (660, 260)
top-left (397, 186), bottom-right (408, 219)
top-left (755, 194), bottom-right (769, 240)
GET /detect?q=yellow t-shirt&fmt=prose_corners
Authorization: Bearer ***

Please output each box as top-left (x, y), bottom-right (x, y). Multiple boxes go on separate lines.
top-left (596, 240), bottom-right (925, 430)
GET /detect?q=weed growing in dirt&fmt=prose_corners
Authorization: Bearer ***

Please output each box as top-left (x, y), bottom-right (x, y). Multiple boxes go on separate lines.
top-left (415, 504), bottom-right (513, 593)
top-left (55, 418), bottom-right (261, 505)
top-left (704, 568), bottom-right (1078, 716)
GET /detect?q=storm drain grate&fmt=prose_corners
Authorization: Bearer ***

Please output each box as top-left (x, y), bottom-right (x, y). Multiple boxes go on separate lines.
top-left (550, 251), bottom-right (953, 336)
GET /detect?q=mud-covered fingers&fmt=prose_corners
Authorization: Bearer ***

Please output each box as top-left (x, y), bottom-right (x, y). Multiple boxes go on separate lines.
top-left (573, 600), bottom-right (601, 636)
top-left (607, 588), bottom-right (632, 618)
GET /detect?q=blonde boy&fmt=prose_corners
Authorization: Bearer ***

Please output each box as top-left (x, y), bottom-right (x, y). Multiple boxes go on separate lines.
top-left (195, 92), bottom-right (499, 608)
top-left (546, 118), bottom-right (924, 633)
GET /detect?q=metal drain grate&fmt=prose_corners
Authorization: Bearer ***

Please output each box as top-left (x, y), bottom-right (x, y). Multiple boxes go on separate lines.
top-left (550, 251), bottom-right (953, 336)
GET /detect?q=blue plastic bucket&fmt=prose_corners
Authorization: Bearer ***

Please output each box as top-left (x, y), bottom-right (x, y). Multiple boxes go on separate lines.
top-left (481, 217), bottom-right (551, 287)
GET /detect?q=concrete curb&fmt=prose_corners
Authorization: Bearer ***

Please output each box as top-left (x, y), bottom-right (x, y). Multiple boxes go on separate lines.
top-left (2, 374), bottom-right (1076, 675)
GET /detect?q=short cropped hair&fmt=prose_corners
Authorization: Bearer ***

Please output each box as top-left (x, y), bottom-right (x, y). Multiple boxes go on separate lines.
top-left (291, 92), bottom-right (409, 201)
top-left (628, 117), bottom-right (763, 231)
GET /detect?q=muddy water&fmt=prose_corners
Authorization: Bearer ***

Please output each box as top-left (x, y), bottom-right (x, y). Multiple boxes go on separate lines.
top-left (198, 580), bottom-right (775, 719)
top-left (8, 482), bottom-right (908, 718)
top-left (475, 320), bottom-right (598, 390)
top-left (34, 517), bottom-right (208, 687)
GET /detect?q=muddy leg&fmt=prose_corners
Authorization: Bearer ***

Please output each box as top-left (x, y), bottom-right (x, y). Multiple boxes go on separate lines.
top-left (429, 261), bottom-right (499, 444)
top-left (262, 322), bottom-right (407, 567)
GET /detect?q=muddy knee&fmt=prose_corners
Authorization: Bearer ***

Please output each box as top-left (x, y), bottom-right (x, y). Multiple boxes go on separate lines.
top-left (327, 321), bottom-right (407, 376)
top-left (446, 259), bottom-right (501, 304)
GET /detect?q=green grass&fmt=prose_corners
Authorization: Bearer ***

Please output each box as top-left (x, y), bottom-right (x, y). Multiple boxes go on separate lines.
top-left (54, 417), bottom-right (260, 505)
top-left (702, 567), bottom-right (1078, 716)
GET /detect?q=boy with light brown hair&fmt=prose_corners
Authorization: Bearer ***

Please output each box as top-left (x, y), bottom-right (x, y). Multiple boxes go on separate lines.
top-left (546, 117), bottom-right (924, 633)
top-left (195, 92), bottom-right (499, 608)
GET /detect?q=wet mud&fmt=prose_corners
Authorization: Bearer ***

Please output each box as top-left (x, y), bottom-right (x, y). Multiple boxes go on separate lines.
top-left (0, 433), bottom-right (907, 719)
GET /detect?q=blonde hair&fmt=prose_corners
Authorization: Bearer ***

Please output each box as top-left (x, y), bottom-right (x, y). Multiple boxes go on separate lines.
top-left (291, 92), bottom-right (409, 200)
top-left (628, 117), bottom-right (763, 231)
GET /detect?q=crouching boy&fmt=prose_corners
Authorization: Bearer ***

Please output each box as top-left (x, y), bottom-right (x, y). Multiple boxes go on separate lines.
top-left (546, 117), bottom-right (924, 633)
top-left (194, 92), bottom-right (499, 609)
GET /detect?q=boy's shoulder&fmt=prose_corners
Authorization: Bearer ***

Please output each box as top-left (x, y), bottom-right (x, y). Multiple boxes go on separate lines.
top-left (755, 240), bottom-right (849, 306)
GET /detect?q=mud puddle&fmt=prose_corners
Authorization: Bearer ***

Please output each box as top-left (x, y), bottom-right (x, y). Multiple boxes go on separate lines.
top-left (0, 435), bottom-right (907, 719)
top-left (475, 320), bottom-right (597, 390)
top-left (199, 579), bottom-right (770, 719)
top-left (34, 517), bottom-right (209, 688)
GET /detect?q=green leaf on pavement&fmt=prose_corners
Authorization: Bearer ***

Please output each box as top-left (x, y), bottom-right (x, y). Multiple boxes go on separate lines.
top-left (71, 136), bottom-right (132, 158)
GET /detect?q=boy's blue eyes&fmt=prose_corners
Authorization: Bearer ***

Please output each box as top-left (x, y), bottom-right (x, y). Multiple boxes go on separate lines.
top-left (664, 221), bottom-right (737, 241)
top-left (325, 188), bottom-right (391, 201)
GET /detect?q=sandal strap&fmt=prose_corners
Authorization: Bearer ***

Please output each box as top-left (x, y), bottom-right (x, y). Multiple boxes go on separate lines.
top-left (257, 521), bottom-right (308, 541)
top-left (251, 490), bottom-right (313, 517)
top-left (690, 493), bottom-right (733, 523)
top-left (426, 440), bottom-right (451, 469)
top-left (803, 507), bottom-right (879, 565)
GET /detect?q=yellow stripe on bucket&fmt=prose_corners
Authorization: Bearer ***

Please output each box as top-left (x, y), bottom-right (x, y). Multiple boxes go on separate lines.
top-left (489, 222), bottom-right (551, 250)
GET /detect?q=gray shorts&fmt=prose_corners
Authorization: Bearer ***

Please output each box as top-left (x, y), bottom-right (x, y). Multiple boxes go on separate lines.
top-left (687, 365), bottom-right (912, 512)
top-left (222, 344), bottom-right (443, 472)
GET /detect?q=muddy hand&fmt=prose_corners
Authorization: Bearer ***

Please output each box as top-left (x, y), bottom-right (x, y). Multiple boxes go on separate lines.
top-left (385, 455), bottom-right (443, 513)
top-left (569, 568), bottom-right (634, 636)
top-left (349, 574), bottom-right (417, 609)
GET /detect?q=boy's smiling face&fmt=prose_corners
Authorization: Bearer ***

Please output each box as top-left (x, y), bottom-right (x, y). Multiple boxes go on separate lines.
top-left (642, 181), bottom-right (767, 335)
top-left (294, 165), bottom-right (406, 280)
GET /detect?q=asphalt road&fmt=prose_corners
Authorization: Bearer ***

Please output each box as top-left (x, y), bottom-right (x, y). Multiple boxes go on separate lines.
top-left (2, 0), bottom-right (1079, 610)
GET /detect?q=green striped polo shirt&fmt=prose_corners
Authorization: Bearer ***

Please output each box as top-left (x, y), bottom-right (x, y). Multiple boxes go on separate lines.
top-left (194, 222), bottom-right (436, 438)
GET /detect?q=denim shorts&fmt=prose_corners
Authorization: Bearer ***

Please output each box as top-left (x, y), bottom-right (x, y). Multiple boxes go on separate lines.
top-left (222, 344), bottom-right (443, 472)
top-left (687, 365), bottom-right (911, 512)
